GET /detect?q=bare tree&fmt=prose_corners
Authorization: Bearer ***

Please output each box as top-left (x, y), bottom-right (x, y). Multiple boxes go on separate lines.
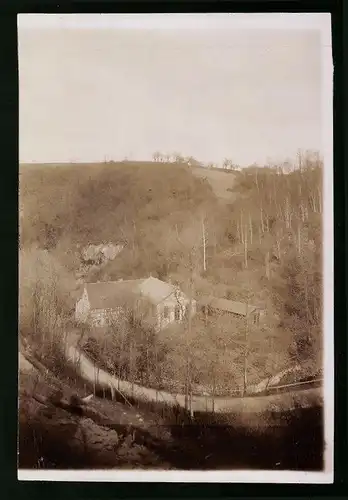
top-left (152, 151), bottom-right (160, 162)
top-left (19, 246), bottom-right (74, 372)
top-left (202, 216), bottom-right (207, 272)
top-left (222, 158), bottom-right (234, 170)
top-left (243, 299), bottom-right (249, 396)
top-left (173, 152), bottom-right (184, 163)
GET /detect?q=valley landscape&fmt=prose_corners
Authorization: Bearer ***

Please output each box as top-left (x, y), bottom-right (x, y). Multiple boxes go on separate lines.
top-left (18, 13), bottom-right (330, 478)
top-left (19, 155), bottom-right (324, 471)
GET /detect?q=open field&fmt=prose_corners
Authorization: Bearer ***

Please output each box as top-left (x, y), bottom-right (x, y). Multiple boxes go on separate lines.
top-left (191, 165), bottom-right (239, 201)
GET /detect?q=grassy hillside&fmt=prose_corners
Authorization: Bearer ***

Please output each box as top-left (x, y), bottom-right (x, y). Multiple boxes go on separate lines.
top-left (191, 165), bottom-right (239, 200)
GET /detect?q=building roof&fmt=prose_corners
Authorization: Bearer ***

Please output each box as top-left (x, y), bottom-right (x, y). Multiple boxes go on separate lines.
top-left (138, 276), bottom-right (177, 305)
top-left (84, 276), bottom-right (181, 310)
top-left (85, 280), bottom-right (143, 310)
top-left (199, 295), bottom-right (259, 317)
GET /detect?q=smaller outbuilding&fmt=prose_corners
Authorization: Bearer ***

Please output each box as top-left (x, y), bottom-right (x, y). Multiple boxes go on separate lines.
top-left (199, 295), bottom-right (263, 325)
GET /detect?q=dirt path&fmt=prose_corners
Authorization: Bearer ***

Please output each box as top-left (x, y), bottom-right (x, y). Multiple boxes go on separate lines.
top-left (65, 342), bottom-right (323, 418)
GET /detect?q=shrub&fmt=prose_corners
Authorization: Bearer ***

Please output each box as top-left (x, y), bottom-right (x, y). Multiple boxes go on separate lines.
top-left (19, 245), bottom-right (74, 370)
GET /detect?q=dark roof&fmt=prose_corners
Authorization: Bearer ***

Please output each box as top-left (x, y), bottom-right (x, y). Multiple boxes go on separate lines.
top-left (199, 296), bottom-right (259, 316)
top-left (85, 280), bottom-right (142, 310)
top-left (84, 276), bottom-right (182, 310)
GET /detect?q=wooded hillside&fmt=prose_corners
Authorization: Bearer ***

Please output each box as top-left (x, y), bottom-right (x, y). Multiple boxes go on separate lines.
top-left (19, 152), bottom-right (323, 395)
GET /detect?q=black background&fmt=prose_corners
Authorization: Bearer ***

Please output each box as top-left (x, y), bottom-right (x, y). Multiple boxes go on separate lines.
top-left (1, 0), bottom-right (346, 498)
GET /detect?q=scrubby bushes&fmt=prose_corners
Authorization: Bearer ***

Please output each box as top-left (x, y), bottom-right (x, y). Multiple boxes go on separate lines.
top-left (19, 162), bottom-right (215, 260)
top-left (80, 314), bottom-right (175, 390)
top-left (19, 245), bottom-right (75, 371)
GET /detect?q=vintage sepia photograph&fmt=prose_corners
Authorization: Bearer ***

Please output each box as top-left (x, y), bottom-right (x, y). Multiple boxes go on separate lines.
top-left (18, 13), bottom-right (333, 482)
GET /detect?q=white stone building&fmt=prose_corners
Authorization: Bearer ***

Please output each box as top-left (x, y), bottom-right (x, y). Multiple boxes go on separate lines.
top-left (75, 276), bottom-right (196, 331)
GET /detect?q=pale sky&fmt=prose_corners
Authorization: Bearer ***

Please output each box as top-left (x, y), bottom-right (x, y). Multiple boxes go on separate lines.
top-left (18, 14), bottom-right (330, 166)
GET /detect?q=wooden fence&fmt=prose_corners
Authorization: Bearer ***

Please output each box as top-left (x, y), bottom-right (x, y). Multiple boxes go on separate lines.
top-left (65, 343), bottom-right (323, 417)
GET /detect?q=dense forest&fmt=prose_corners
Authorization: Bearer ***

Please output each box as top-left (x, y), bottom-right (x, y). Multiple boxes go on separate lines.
top-left (19, 151), bottom-right (323, 395)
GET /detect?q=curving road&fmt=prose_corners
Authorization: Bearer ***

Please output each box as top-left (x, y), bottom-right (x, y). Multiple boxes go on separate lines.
top-left (65, 341), bottom-right (323, 418)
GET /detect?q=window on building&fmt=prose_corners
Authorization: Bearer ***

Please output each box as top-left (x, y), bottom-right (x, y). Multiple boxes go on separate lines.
top-left (175, 305), bottom-right (181, 321)
top-left (163, 306), bottom-right (169, 319)
top-left (253, 312), bottom-right (260, 325)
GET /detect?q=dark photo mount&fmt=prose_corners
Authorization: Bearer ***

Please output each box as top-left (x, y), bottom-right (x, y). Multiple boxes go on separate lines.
top-left (0, 0), bottom-right (346, 498)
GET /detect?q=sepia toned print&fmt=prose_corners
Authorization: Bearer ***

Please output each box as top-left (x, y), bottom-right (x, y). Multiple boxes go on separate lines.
top-left (18, 14), bottom-right (333, 482)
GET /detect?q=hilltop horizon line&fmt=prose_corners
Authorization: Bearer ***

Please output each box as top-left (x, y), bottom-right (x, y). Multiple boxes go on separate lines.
top-left (19, 148), bottom-right (322, 170)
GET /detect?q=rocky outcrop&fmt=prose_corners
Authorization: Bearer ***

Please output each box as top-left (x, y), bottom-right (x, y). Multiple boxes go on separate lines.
top-left (18, 381), bottom-right (168, 469)
top-left (81, 243), bottom-right (124, 265)
top-left (75, 242), bottom-right (125, 283)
